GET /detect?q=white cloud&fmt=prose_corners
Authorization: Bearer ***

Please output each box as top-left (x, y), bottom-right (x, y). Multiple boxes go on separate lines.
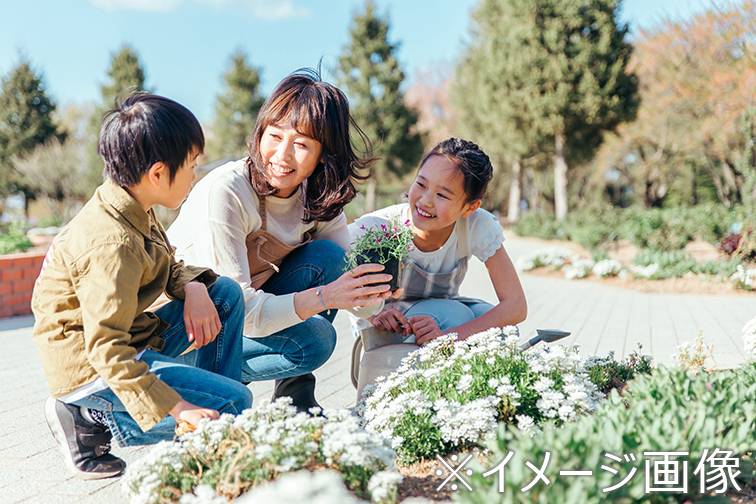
top-left (246, 0), bottom-right (312, 20)
top-left (88, 0), bottom-right (312, 19)
top-left (88, 0), bottom-right (184, 12)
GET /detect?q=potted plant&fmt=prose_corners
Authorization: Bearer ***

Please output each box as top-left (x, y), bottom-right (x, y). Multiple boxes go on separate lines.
top-left (346, 217), bottom-right (416, 291)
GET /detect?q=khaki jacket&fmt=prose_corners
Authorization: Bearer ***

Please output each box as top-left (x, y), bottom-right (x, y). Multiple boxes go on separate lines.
top-left (32, 180), bottom-right (216, 431)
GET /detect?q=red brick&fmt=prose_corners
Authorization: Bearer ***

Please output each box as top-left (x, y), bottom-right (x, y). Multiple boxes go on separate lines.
top-left (23, 266), bottom-right (42, 279)
top-left (13, 256), bottom-right (35, 267)
top-left (13, 279), bottom-right (35, 294)
top-left (2, 294), bottom-right (25, 308)
top-left (0, 307), bottom-right (12, 318)
top-left (1, 269), bottom-right (23, 282)
top-left (0, 283), bottom-right (10, 296)
top-left (0, 257), bottom-right (11, 269)
top-left (10, 303), bottom-right (32, 316)
top-left (29, 253), bottom-right (46, 266)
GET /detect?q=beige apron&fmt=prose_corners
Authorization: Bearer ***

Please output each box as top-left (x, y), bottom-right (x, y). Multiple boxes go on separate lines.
top-left (246, 197), bottom-right (316, 290)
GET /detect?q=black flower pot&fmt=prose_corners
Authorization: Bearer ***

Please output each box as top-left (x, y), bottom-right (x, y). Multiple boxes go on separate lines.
top-left (355, 248), bottom-right (401, 291)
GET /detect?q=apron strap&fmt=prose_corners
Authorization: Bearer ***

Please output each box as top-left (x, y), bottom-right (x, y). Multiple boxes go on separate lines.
top-left (253, 197), bottom-right (279, 273)
top-left (259, 196), bottom-right (267, 231)
top-left (456, 216), bottom-right (470, 259)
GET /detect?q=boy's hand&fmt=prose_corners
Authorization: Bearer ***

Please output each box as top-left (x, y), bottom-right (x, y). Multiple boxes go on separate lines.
top-left (184, 281), bottom-right (221, 349)
top-left (169, 398), bottom-right (219, 427)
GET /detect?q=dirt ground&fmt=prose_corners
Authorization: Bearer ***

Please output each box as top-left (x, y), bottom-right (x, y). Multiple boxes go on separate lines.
top-left (509, 231), bottom-right (755, 297)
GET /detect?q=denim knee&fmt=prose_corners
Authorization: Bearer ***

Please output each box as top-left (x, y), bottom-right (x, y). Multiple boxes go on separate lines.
top-left (308, 239), bottom-right (346, 283)
top-left (405, 299), bottom-right (477, 332)
top-left (209, 276), bottom-right (244, 309)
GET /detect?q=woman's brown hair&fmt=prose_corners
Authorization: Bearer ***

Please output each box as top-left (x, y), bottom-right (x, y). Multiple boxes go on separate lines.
top-left (246, 68), bottom-right (373, 223)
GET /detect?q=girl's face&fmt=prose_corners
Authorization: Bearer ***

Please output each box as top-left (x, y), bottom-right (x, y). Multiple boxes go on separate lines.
top-left (407, 155), bottom-right (480, 235)
top-left (260, 119), bottom-right (323, 198)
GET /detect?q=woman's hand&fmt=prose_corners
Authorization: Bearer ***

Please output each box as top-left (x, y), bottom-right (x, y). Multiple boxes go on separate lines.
top-left (321, 263), bottom-right (395, 309)
top-left (183, 281), bottom-right (221, 349)
top-left (371, 308), bottom-right (410, 336)
top-left (410, 315), bottom-right (444, 345)
top-left (293, 263), bottom-right (395, 320)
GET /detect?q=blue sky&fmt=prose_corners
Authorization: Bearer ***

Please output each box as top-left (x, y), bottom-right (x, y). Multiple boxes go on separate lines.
top-left (0, 0), bottom-right (709, 124)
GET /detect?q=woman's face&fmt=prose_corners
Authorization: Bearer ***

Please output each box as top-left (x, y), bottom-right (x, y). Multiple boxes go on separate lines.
top-left (260, 119), bottom-right (323, 199)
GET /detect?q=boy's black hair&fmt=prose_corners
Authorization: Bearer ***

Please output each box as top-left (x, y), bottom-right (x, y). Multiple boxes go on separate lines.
top-left (418, 138), bottom-right (494, 202)
top-left (98, 93), bottom-right (205, 188)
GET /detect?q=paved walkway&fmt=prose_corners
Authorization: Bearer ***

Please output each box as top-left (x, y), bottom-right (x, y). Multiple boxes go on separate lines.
top-left (1, 234), bottom-right (753, 503)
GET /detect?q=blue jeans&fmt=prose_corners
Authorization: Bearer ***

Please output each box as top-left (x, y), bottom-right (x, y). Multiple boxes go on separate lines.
top-left (241, 239), bottom-right (343, 383)
top-left (402, 298), bottom-right (494, 343)
top-left (73, 277), bottom-right (253, 447)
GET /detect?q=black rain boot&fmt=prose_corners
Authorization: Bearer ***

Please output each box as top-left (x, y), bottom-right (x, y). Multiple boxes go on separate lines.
top-left (272, 373), bottom-right (322, 415)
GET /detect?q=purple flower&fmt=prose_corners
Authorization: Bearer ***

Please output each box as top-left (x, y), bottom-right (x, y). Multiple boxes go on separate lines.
top-left (360, 225), bottom-right (366, 230)
top-left (377, 237), bottom-right (382, 243)
top-left (381, 224), bottom-right (387, 230)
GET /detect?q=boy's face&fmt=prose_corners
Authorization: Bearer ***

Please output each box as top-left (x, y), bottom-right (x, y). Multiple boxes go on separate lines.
top-left (162, 149), bottom-right (200, 209)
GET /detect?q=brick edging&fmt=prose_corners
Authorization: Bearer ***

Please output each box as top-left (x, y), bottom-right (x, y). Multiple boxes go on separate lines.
top-left (0, 250), bottom-right (46, 318)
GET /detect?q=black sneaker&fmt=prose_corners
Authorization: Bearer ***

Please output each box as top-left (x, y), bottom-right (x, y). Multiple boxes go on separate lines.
top-left (44, 397), bottom-right (126, 480)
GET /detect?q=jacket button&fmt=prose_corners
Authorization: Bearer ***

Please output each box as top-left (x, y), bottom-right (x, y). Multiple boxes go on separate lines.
top-left (135, 413), bottom-right (143, 420)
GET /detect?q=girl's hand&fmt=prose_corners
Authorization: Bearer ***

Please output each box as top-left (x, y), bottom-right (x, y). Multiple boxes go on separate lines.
top-left (371, 308), bottom-right (410, 336)
top-left (410, 315), bottom-right (444, 345)
top-left (169, 398), bottom-right (219, 427)
top-left (184, 281), bottom-right (221, 349)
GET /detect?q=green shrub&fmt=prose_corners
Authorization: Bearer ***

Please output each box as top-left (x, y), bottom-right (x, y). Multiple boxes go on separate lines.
top-left (460, 364), bottom-right (756, 504)
top-left (513, 212), bottom-right (561, 241)
top-left (633, 249), bottom-right (743, 279)
top-left (0, 225), bottom-right (34, 255)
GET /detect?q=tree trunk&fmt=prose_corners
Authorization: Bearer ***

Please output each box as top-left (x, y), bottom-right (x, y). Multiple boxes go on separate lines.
top-left (553, 132), bottom-right (568, 221)
top-left (507, 157), bottom-right (522, 223)
top-left (365, 178), bottom-right (377, 213)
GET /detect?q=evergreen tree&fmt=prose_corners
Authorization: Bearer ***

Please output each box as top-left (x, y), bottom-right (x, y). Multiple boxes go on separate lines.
top-left (456, 0), bottom-right (638, 219)
top-left (208, 50), bottom-right (265, 160)
top-left (337, 0), bottom-right (424, 211)
top-left (87, 44), bottom-right (149, 187)
top-left (0, 57), bottom-right (65, 198)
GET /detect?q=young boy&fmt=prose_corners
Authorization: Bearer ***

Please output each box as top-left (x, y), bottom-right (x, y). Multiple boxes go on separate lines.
top-left (32, 94), bottom-right (253, 480)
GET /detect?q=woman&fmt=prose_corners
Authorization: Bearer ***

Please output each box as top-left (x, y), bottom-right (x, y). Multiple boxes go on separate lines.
top-left (167, 69), bottom-right (392, 412)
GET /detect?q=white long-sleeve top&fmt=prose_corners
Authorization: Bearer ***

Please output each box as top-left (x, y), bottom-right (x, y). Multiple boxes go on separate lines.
top-left (167, 159), bottom-right (352, 337)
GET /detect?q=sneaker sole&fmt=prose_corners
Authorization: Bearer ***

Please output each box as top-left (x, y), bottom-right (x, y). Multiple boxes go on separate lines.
top-left (44, 398), bottom-right (124, 480)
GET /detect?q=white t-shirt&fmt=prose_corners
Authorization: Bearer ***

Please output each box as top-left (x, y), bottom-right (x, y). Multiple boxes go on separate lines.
top-left (349, 203), bottom-right (505, 274)
top-left (167, 159), bottom-right (351, 337)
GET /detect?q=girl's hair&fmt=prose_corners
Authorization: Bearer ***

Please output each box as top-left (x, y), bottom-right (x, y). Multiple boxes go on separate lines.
top-left (419, 138), bottom-right (493, 202)
top-left (246, 68), bottom-right (373, 223)
top-left (99, 92), bottom-right (204, 188)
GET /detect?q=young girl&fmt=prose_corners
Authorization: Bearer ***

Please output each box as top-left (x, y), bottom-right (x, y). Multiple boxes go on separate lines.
top-left (167, 69), bottom-right (392, 412)
top-left (350, 138), bottom-right (527, 345)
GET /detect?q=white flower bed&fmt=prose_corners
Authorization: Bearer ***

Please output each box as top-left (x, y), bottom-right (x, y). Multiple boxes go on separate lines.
top-left (563, 257), bottom-right (595, 279)
top-left (515, 247), bottom-right (572, 271)
top-left (731, 264), bottom-right (756, 290)
top-left (592, 259), bottom-right (624, 278)
top-left (361, 327), bottom-right (604, 464)
top-left (630, 263), bottom-right (660, 279)
top-left (123, 400), bottom-right (398, 504)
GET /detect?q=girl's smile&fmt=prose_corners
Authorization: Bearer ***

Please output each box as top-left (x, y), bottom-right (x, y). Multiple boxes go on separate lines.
top-left (408, 155), bottom-right (481, 251)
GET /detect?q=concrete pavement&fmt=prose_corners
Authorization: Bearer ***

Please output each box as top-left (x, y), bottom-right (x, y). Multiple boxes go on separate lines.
top-left (1, 233), bottom-right (753, 503)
